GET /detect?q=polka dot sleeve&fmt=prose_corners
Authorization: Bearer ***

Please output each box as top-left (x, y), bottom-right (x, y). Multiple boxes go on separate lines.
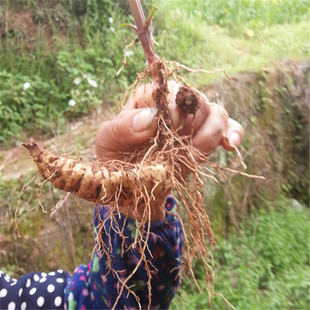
top-left (64, 195), bottom-right (184, 309)
top-left (0, 269), bottom-right (69, 309)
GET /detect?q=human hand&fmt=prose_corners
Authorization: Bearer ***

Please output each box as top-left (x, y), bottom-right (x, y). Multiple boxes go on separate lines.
top-left (95, 81), bottom-right (244, 222)
top-left (95, 81), bottom-right (244, 162)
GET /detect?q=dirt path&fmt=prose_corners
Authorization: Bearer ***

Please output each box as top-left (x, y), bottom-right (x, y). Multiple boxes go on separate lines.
top-left (0, 107), bottom-right (115, 181)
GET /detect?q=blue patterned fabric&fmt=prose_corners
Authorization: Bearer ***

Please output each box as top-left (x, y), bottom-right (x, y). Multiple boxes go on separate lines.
top-left (0, 196), bottom-right (184, 309)
top-left (64, 196), bottom-right (184, 309)
top-left (0, 270), bottom-right (69, 309)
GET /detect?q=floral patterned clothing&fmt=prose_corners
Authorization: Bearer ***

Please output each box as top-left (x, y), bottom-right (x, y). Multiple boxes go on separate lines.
top-left (64, 196), bottom-right (184, 309)
top-left (0, 197), bottom-right (184, 309)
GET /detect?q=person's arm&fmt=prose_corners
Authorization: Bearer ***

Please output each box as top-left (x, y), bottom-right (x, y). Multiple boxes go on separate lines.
top-left (63, 196), bottom-right (183, 310)
top-left (63, 83), bottom-right (244, 309)
top-left (1, 82), bottom-right (244, 310)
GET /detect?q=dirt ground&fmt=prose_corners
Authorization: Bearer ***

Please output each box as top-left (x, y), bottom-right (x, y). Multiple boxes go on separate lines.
top-left (0, 106), bottom-right (114, 181)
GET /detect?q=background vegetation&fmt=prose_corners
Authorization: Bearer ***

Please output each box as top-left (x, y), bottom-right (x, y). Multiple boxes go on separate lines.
top-left (0, 0), bottom-right (308, 146)
top-left (172, 198), bottom-right (309, 309)
top-left (0, 1), bottom-right (309, 309)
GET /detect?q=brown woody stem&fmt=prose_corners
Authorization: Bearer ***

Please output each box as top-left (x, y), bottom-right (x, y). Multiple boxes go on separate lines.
top-left (128, 0), bottom-right (157, 66)
top-left (128, 0), bottom-right (161, 83)
top-left (128, 0), bottom-right (171, 151)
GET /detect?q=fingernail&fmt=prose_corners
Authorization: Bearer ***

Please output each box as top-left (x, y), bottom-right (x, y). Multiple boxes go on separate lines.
top-left (132, 108), bottom-right (158, 132)
top-left (228, 132), bottom-right (240, 147)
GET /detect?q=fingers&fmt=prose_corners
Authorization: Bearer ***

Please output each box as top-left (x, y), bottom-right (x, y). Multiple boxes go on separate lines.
top-left (96, 81), bottom-right (244, 161)
top-left (127, 80), bottom-right (183, 130)
top-left (192, 105), bottom-right (228, 155)
top-left (95, 108), bottom-right (158, 160)
top-left (221, 118), bottom-right (244, 151)
top-left (191, 104), bottom-right (244, 156)
top-left (95, 81), bottom-right (180, 161)
top-left (126, 84), bottom-right (154, 109)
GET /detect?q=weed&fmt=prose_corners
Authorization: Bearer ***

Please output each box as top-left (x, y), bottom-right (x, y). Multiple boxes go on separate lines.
top-left (172, 198), bottom-right (309, 309)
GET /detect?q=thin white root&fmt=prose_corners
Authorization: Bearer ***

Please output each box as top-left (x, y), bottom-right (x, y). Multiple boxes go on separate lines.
top-left (50, 192), bottom-right (72, 217)
top-left (117, 38), bottom-right (139, 77)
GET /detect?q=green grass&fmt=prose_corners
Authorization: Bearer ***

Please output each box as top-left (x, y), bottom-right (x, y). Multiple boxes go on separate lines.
top-left (153, 1), bottom-right (309, 87)
top-left (171, 198), bottom-right (310, 309)
top-left (154, 0), bottom-right (308, 28)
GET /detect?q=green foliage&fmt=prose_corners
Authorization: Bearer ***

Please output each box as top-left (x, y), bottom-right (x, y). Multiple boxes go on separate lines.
top-left (0, 0), bottom-right (151, 145)
top-left (55, 49), bottom-right (103, 115)
top-left (152, 0), bottom-right (308, 90)
top-left (172, 199), bottom-right (310, 309)
top-left (155, 0), bottom-right (309, 30)
top-left (0, 0), bottom-right (308, 146)
top-left (0, 71), bottom-right (67, 144)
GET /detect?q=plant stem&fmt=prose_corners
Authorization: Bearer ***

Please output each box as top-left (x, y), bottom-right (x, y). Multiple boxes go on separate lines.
top-left (128, 0), bottom-right (168, 133)
top-left (128, 0), bottom-right (158, 68)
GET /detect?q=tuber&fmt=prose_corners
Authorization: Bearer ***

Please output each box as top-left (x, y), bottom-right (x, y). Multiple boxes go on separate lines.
top-left (22, 141), bottom-right (172, 206)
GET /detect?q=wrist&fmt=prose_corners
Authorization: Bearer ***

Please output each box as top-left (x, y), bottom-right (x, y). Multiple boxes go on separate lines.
top-left (119, 194), bottom-right (168, 223)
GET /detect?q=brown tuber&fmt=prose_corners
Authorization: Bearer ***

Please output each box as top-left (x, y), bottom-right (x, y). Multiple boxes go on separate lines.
top-left (22, 141), bottom-right (172, 206)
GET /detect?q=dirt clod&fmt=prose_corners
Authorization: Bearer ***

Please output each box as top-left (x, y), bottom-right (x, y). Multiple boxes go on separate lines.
top-left (176, 86), bottom-right (200, 115)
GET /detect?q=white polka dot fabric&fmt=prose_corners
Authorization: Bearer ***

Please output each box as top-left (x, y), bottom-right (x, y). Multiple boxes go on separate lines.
top-left (0, 269), bottom-right (69, 309)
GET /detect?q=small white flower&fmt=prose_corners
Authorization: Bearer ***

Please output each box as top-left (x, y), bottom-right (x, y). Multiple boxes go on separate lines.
top-left (73, 77), bottom-right (81, 85)
top-left (108, 17), bottom-right (113, 24)
top-left (87, 78), bottom-right (98, 88)
top-left (125, 50), bottom-right (134, 58)
top-left (110, 27), bottom-right (115, 32)
top-left (23, 82), bottom-right (31, 91)
top-left (68, 99), bottom-right (76, 107)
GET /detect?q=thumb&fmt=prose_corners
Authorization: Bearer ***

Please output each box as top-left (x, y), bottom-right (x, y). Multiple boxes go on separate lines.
top-left (95, 108), bottom-right (158, 160)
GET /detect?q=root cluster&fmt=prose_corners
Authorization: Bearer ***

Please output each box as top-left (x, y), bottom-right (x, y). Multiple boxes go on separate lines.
top-left (101, 58), bottom-right (225, 309)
